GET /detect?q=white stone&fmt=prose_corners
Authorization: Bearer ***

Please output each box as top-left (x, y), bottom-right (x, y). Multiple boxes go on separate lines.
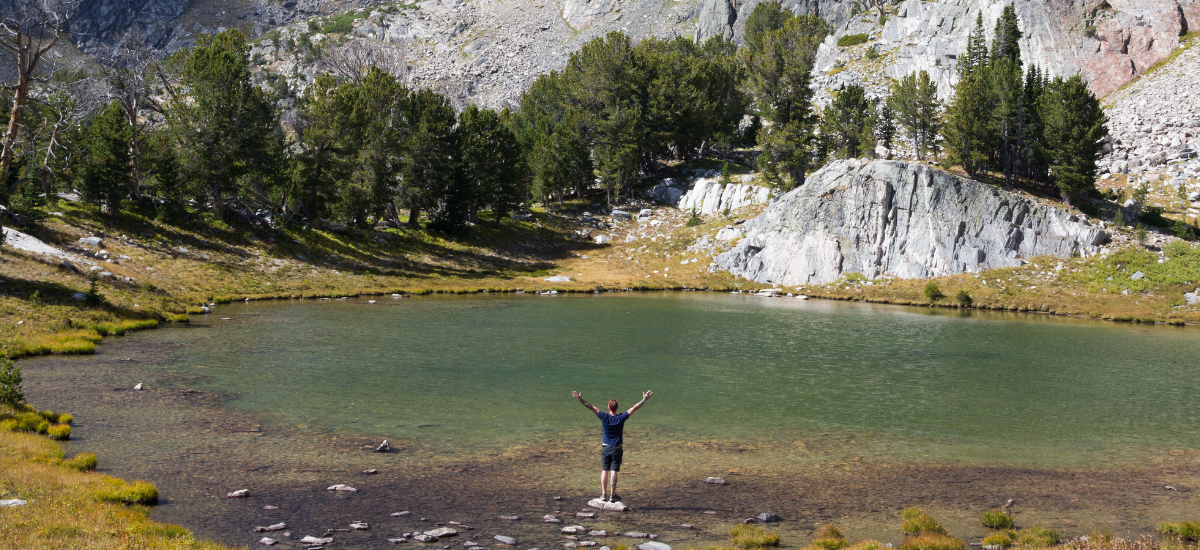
top-left (0, 499), bottom-right (27, 507)
top-left (327, 484), bottom-right (358, 492)
top-left (639, 543), bottom-right (671, 550)
top-left (544, 276), bottom-right (573, 282)
top-left (495, 535), bottom-right (518, 545)
top-left (226, 489), bottom-right (250, 498)
top-left (425, 527), bottom-right (459, 537)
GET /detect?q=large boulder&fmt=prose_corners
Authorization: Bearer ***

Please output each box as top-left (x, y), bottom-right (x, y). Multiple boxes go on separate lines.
top-left (716, 160), bottom-right (1110, 286)
top-left (563, 0), bottom-right (619, 29)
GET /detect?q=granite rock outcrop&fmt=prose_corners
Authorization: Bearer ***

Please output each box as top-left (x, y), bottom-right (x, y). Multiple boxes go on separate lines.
top-left (715, 160), bottom-right (1110, 285)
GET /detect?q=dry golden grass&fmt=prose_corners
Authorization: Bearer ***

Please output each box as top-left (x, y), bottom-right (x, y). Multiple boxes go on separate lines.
top-left (731, 523), bottom-right (782, 548)
top-left (0, 429), bottom-right (228, 549)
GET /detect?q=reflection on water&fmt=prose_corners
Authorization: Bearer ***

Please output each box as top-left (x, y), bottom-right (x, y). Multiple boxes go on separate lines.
top-left (21, 293), bottom-right (1200, 548)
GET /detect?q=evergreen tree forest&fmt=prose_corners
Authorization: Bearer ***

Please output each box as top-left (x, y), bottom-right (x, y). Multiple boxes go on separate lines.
top-left (0, 3), bottom-right (1111, 236)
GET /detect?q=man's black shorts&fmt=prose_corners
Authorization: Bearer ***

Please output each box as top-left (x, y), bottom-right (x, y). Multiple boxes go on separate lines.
top-left (601, 445), bottom-right (623, 471)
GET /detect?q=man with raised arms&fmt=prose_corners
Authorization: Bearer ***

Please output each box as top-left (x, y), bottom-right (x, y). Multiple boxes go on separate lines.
top-left (571, 389), bottom-right (652, 503)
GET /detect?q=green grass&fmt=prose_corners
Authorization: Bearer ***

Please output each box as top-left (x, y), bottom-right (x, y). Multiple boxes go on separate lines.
top-left (1061, 241), bottom-right (1200, 295)
top-left (731, 524), bottom-right (782, 549)
top-left (981, 533), bottom-right (1013, 547)
top-left (1158, 522), bottom-right (1200, 541)
top-left (900, 534), bottom-right (964, 550)
top-left (95, 478), bottom-right (159, 505)
top-left (838, 33), bottom-right (870, 47)
top-left (64, 452), bottom-right (98, 471)
top-left (981, 510), bottom-right (1014, 529)
top-left (46, 423), bottom-right (71, 440)
top-left (1018, 527), bottom-right (1060, 547)
top-left (902, 510), bottom-right (947, 535)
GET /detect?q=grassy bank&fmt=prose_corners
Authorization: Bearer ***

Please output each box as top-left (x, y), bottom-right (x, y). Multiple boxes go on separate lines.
top-left (0, 404), bottom-right (226, 549)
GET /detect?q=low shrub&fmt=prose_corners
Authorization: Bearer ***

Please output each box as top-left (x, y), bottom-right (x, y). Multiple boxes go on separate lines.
top-left (846, 541), bottom-right (885, 550)
top-left (1139, 206), bottom-right (1170, 228)
top-left (185, 306), bottom-right (206, 315)
top-left (1158, 521), bottom-right (1200, 541)
top-left (838, 33), bottom-right (870, 47)
top-left (47, 423), bottom-right (71, 440)
top-left (1018, 527), bottom-right (1059, 547)
top-left (981, 510), bottom-right (1013, 529)
top-left (902, 510), bottom-right (947, 535)
top-left (686, 209), bottom-right (703, 227)
top-left (0, 357), bottom-right (24, 407)
top-left (164, 313), bottom-right (190, 323)
top-left (96, 478), bottom-right (159, 505)
top-left (924, 282), bottom-right (944, 302)
top-left (902, 508), bottom-right (926, 520)
top-left (981, 533), bottom-right (1012, 548)
top-left (900, 534), bottom-right (964, 550)
top-left (731, 524), bottom-right (781, 548)
top-left (58, 413), bottom-right (73, 425)
top-left (814, 525), bottom-right (844, 540)
top-left (65, 452), bottom-right (98, 471)
top-left (957, 289), bottom-right (973, 307)
top-left (809, 539), bottom-right (848, 550)
top-left (36, 419), bottom-right (50, 433)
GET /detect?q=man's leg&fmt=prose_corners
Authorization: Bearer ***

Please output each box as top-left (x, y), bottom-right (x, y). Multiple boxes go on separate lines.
top-left (607, 471), bottom-right (619, 500)
top-left (600, 470), bottom-right (610, 499)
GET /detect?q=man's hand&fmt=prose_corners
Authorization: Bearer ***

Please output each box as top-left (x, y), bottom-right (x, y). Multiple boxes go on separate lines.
top-left (628, 390), bottom-right (652, 416)
top-left (573, 391), bottom-right (599, 413)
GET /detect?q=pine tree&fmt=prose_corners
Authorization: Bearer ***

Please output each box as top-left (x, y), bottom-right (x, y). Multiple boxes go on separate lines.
top-left (1021, 64), bottom-right (1049, 181)
top-left (887, 70), bottom-right (941, 161)
top-left (458, 105), bottom-right (523, 225)
top-left (81, 102), bottom-right (133, 213)
top-left (943, 70), bottom-right (996, 177)
top-left (959, 12), bottom-right (989, 77)
top-left (819, 84), bottom-right (877, 159)
top-left (743, 11), bottom-right (828, 186)
top-left (1038, 75), bottom-right (1108, 204)
top-left (876, 102), bottom-right (897, 150)
top-left (991, 4), bottom-right (1022, 65)
top-left (397, 88), bottom-right (458, 228)
top-left (991, 55), bottom-right (1025, 186)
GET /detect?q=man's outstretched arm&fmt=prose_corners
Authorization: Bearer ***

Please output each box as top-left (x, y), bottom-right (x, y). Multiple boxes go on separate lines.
top-left (572, 391), bottom-right (600, 413)
top-left (627, 390), bottom-right (652, 416)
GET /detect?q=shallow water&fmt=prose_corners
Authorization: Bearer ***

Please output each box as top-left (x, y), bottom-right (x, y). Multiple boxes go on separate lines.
top-left (22, 293), bottom-right (1200, 548)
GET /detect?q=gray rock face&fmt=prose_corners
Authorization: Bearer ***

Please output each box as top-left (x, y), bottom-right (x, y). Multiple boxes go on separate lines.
top-left (563, 0), bottom-right (620, 29)
top-left (716, 160), bottom-right (1110, 285)
top-left (695, 0), bottom-right (856, 44)
top-left (69, 0), bottom-right (189, 49)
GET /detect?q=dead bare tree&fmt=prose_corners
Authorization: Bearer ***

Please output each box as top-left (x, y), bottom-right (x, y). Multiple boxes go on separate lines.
top-left (32, 78), bottom-right (103, 198)
top-left (99, 29), bottom-right (157, 200)
top-left (0, 0), bottom-right (82, 185)
top-left (321, 38), bottom-right (408, 82)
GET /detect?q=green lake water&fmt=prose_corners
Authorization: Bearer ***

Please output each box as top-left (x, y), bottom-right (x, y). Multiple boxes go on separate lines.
top-left (131, 292), bottom-right (1200, 467)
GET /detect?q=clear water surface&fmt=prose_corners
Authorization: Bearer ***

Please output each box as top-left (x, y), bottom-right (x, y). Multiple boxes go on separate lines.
top-left (128, 292), bottom-right (1200, 468)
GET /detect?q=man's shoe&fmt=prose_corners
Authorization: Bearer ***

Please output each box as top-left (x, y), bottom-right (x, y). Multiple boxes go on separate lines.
top-left (608, 495), bottom-right (621, 503)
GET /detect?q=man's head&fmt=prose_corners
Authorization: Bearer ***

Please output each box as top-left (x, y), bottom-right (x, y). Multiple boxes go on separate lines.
top-left (608, 399), bottom-right (619, 413)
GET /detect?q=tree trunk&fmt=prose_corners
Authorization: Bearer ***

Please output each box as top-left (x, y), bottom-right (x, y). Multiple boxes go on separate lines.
top-left (407, 203), bottom-right (421, 228)
top-left (1, 82), bottom-right (29, 184)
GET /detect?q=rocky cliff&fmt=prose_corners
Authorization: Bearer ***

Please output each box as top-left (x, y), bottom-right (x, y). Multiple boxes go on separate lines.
top-left (696, 0), bottom-right (1199, 97)
top-left (715, 160), bottom-right (1111, 285)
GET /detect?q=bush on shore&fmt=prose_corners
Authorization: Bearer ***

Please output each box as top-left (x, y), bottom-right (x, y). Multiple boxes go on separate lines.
top-left (807, 524), bottom-right (847, 550)
top-left (47, 423), bottom-right (71, 440)
top-left (1158, 522), bottom-right (1200, 541)
top-left (1019, 527), bottom-right (1060, 547)
top-left (982, 533), bottom-right (1013, 548)
top-left (902, 509), bottom-right (947, 535)
top-left (95, 478), bottom-right (160, 505)
top-left (732, 524), bottom-right (782, 549)
top-left (982, 510), bottom-right (1014, 529)
top-left (900, 533), bottom-right (964, 550)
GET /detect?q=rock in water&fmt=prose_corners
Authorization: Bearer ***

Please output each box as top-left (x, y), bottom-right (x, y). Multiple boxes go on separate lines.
top-left (327, 484), bottom-right (358, 492)
top-left (392, 511), bottom-right (412, 517)
top-left (133, 383), bottom-right (144, 390)
top-left (704, 477), bottom-right (726, 485)
top-left (757, 512), bottom-right (782, 523)
top-left (259, 537), bottom-right (277, 546)
top-left (351, 522), bottom-right (369, 530)
top-left (587, 498), bottom-right (627, 511)
top-left (226, 489), bottom-right (250, 498)
top-left (424, 527), bottom-right (458, 537)
top-left (301, 536), bottom-right (334, 544)
top-left (375, 440), bottom-right (391, 452)
top-left (640, 543), bottom-right (671, 550)
top-left (412, 534), bottom-right (437, 542)
top-left (717, 160), bottom-right (1110, 285)
top-left (495, 535), bottom-right (518, 545)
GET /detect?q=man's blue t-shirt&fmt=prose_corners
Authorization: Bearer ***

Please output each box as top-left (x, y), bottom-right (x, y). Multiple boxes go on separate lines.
top-left (597, 411), bottom-right (630, 446)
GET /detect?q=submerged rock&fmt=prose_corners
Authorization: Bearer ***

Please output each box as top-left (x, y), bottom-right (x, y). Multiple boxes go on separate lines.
top-left (717, 160), bottom-right (1110, 285)
top-left (757, 512), bottom-right (782, 523)
top-left (413, 534), bottom-right (438, 542)
top-left (327, 484), bottom-right (358, 492)
top-left (226, 489), bottom-right (250, 498)
top-left (301, 535), bottom-right (334, 544)
top-left (639, 543), bottom-right (671, 550)
top-left (392, 511), bottom-right (412, 517)
top-left (259, 537), bottom-right (277, 546)
top-left (495, 535), bottom-right (518, 545)
top-left (351, 522), bottom-right (370, 530)
top-left (254, 523), bottom-right (287, 532)
top-left (425, 527), bottom-right (458, 537)
top-left (543, 515), bottom-right (562, 523)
